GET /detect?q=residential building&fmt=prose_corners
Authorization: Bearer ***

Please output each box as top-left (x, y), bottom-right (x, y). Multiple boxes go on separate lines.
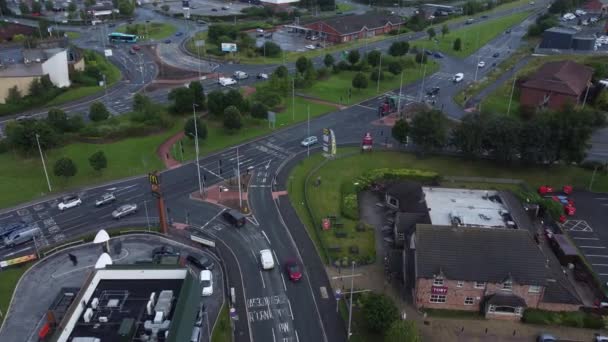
top-left (260, 0), bottom-right (299, 7)
top-left (304, 14), bottom-right (405, 44)
top-left (519, 60), bottom-right (594, 110)
top-left (583, 0), bottom-right (608, 13)
top-left (414, 225), bottom-right (581, 320)
top-left (0, 48), bottom-right (73, 104)
top-left (0, 23), bottom-right (36, 42)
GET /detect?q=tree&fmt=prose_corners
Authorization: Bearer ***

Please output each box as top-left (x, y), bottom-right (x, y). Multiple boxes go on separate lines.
top-left (45, 0), bottom-right (54, 10)
top-left (189, 81), bottom-right (206, 109)
top-left (296, 56), bottom-right (309, 74)
top-left (224, 89), bottom-right (246, 113)
top-left (31, 1), bottom-right (41, 13)
top-left (207, 90), bottom-right (225, 116)
top-left (117, 0), bottom-right (134, 16)
top-left (385, 320), bottom-right (421, 342)
top-left (415, 52), bottom-right (427, 64)
top-left (184, 117), bottom-right (207, 139)
top-left (19, 1), bottom-right (30, 14)
top-left (223, 105), bottom-right (242, 130)
top-left (482, 114), bottom-right (521, 163)
top-left (426, 27), bottom-right (436, 40)
top-left (450, 112), bottom-right (486, 159)
top-left (5, 119), bottom-right (58, 154)
top-left (441, 24), bottom-right (449, 37)
top-left (250, 102), bottom-right (269, 119)
top-left (370, 70), bottom-right (384, 82)
top-left (519, 113), bottom-right (557, 165)
top-left (367, 50), bottom-right (382, 67)
top-left (324, 53), bottom-right (335, 68)
top-left (259, 41), bottom-right (281, 57)
top-left (168, 87), bottom-right (193, 114)
top-left (273, 65), bottom-right (288, 78)
top-left (88, 151), bottom-right (107, 173)
top-left (389, 41), bottom-right (409, 56)
top-left (347, 49), bottom-right (360, 66)
top-left (453, 38), bottom-right (462, 51)
top-left (0, 0), bottom-right (11, 15)
top-left (388, 61), bottom-right (402, 76)
top-left (89, 102), bottom-right (110, 122)
top-left (47, 108), bottom-right (69, 132)
top-left (54, 157), bottom-right (77, 179)
top-left (161, 4), bottom-right (169, 11)
top-left (133, 93), bottom-right (151, 113)
top-left (410, 109), bottom-right (447, 154)
top-left (351, 72), bottom-right (368, 90)
top-left (361, 293), bottom-right (398, 333)
top-left (392, 119), bottom-right (409, 144)
top-left (67, 2), bottom-right (76, 12)
top-left (6, 86), bottom-right (22, 105)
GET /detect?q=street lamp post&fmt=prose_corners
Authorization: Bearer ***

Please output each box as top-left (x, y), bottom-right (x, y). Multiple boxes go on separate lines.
top-left (35, 134), bottom-right (52, 192)
top-left (347, 261), bottom-right (355, 340)
top-left (376, 53), bottom-right (382, 93)
top-left (192, 104), bottom-right (203, 197)
top-left (102, 74), bottom-right (108, 98)
top-left (397, 71), bottom-right (404, 117)
top-left (307, 105), bottom-right (310, 157)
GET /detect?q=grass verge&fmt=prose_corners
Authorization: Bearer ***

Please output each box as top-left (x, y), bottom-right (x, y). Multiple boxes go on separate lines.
top-left (412, 11), bottom-right (531, 58)
top-left (211, 304), bottom-right (231, 342)
top-left (117, 22), bottom-right (177, 40)
top-left (65, 31), bottom-right (81, 39)
top-left (172, 97), bottom-right (336, 161)
top-left (0, 263), bottom-right (33, 328)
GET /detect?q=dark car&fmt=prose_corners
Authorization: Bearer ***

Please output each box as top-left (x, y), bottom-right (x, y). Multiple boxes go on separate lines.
top-left (433, 52), bottom-right (444, 58)
top-left (152, 245), bottom-right (177, 257)
top-left (492, 52), bottom-right (500, 58)
top-left (221, 6), bottom-right (229, 10)
top-left (187, 254), bottom-right (215, 270)
top-left (424, 50), bottom-right (434, 56)
top-left (426, 86), bottom-right (440, 96)
top-left (505, 28), bottom-right (511, 34)
top-left (285, 260), bottom-right (302, 281)
top-left (175, 31), bottom-right (183, 36)
top-left (211, 8), bottom-right (218, 11)
top-left (164, 39), bottom-right (172, 44)
top-left (108, 23), bottom-right (116, 28)
top-left (222, 209), bottom-right (246, 228)
top-left (481, 15), bottom-right (488, 18)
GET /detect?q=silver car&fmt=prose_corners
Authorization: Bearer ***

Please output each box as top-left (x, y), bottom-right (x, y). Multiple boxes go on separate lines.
top-left (301, 136), bottom-right (318, 147)
top-left (112, 204), bottom-right (137, 219)
top-left (95, 193), bottom-right (116, 207)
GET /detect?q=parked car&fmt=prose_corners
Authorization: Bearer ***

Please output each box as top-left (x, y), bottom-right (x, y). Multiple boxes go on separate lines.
top-left (58, 195), bottom-right (82, 211)
top-left (260, 249), bottom-right (275, 270)
top-left (310, 35), bottom-right (319, 41)
top-left (152, 245), bottom-right (177, 258)
top-left (201, 270), bottom-right (213, 296)
top-left (305, 44), bottom-right (316, 50)
top-left (285, 260), bottom-right (302, 281)
top-left (537, 334), bottom-right (556, 342)
top-left (95, 193), bottom-right (116, 207)
top-left (433, 52), bottom-right (444, 58)
top-left (453, 73), bottom-right (464, 83)
top-left (0, 222), bottom-right (28, 239)
top-left (233, 71), bottom-right (249, 80)
top-left (132, 45), bottom-right (141, 51)
top-left (222, 209), bottom-right (246, 227)
top-left (112, 204), bottom-right (137, 219)
top-left (477, 61), bottom-right (485, 68)
top-left (257, 72), bottom-right (269, 80)
top-left (187, 254), bottom-right (215, 270)
top-left (426, 87), bottom-right (440, 96)
top-left (301, 136), bottom-right (318, 147)
top-left (219, 77), bottom-right (237, 87)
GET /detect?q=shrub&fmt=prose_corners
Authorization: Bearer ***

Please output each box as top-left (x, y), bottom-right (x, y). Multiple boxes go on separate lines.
top-left (523, 309), bottom-right (603, 329)
top-left (354, 168), bottom-right (439, 192)
top-left (341, 190), bottom-right (359, 220)
top-left (370, 70), bottom-right (385, 82)
top-left (250, 102), bottom-right (269, 119)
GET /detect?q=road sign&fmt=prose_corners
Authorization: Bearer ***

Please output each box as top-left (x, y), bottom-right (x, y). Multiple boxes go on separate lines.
top-left (267, 111), bottom-right (276, 128)
top-left (322, 218), bottom-right (331, 230)
top-left (195, 40), bottom-right (205, 47)
top-left (149, 172), bottom-right (160, 185)
top-left (221, 43), bottom-right (238, 52)
top-left (335, 289), bottom-right (342, 300)
top-left (104, 49), bottom-right (112, 57)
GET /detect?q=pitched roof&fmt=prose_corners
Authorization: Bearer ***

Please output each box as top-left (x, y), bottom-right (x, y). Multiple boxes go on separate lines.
top-left (415, 225), bottom-right (548, 285)
top-left (521, 60), bottom-right (593, 96)
top-left (311, 14), bottom-right (405, 35)
top-left (395, 212), bottom-right (429, 237)
top-left (486, 293), bottom-right (527, 307)
top-left (542, 279), bottom-right (582, 305)
top-left (583, 0), bottom-right (604, 11)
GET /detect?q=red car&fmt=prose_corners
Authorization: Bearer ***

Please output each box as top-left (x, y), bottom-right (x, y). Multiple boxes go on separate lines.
top-left (132, 45), bottom-right (141, 51)
top-left (285, 260), bottom-right (302, 282)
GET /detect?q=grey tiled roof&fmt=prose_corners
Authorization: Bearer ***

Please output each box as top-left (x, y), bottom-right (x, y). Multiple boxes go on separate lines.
top-left (310, 13), bottom-right (405, 35)
top-left (415, 225), bottom-right (548, 285)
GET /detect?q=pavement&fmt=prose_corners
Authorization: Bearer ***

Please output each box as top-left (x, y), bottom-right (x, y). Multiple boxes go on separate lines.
top-left (0, 234), bottom-right (224, 342)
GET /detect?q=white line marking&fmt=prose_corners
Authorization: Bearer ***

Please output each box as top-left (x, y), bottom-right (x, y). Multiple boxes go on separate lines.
top-left (580, 246), bottom-right (606, 249)
top-left (599, 273), bottom-right (608, 276)
top-left (251, 249), bottom-right (257, 260)
top-left (0, 214), bottom-right (15, 220)
top-left (3, 246), bottom-right (32, 257)
top-left (296, 329), bottom-right (300, 342)
top-left (281, 273), bottom-right (287, 291)
top-left (287, 298), bottom-right (294, 320)
top-left (272, 250), bottom-right (279, 266)
top-left (573, 237), bottom-right (600, 240)
top-left (262, 230), bottom-right (271, 245)
top-left (585, 255), bottom-right (608, 258)
top-left (259, 271), bottom-right (266, 289)
top-left (592, 264), bottom-right (608, 267)
top-left (272, 328), bottom-right (276, 342)
top-left (200, 209), bottom-right (227, 230)
top-left (356, 104), bottom-right (375, 110)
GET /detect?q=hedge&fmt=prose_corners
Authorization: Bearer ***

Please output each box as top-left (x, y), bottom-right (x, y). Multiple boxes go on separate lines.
top-left (513, 189), bottom-right (563, 220)
top-left (354, 168), bottom-right (440, 192)
top-left (522, 309), bottom-right (604, 329)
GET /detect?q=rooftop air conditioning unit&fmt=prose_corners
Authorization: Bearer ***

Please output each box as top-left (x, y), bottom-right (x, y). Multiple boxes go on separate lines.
top-left (83, 308), bottom-right (93, 323)
top-left (91, 298), bottom-right (99, 309)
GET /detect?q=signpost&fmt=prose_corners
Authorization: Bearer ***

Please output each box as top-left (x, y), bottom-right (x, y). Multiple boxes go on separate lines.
top-left (221, 43), bottom-right (238, 52)
top-left (267, 111), bottom-right (276, 129)
top-left (323, 129), bottom-right (337, 159)
top-left (149, 171), bottom-right (168, 234)
top-left (335, 289), bottom-right (342, 312)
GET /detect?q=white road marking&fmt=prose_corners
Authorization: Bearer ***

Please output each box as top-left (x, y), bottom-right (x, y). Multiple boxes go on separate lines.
top-left (592, 264), bottom-right (608, 267)
top-left (2, 246), bottom-right (32, 257)
top-left (296, 330), bottom-right (300, 342)
top-left (200, 209), bottom-right (227, 230)
top-left (262, 230), bottom-right (271, 245)
top-left (580, 246), bottom-right (606, 249)
top-left (272, 328), bottom-right (276, 342)
top-left (573, 237), bottom-right (600, 240)
top-left (585, 255), bottom-right (608, 258)
top-left (287, 298), bottom-right (294, 320)
top-left (272, 250), bottom-right (279, 266)
top-left (259, 271), bottom-right (266, 289)
top-left (281, 273), bottom-right (287, 291)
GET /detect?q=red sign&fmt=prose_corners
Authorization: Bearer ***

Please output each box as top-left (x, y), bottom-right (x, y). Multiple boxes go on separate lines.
top-left (431, 286), bottom-right (448, 295)
top-left (322, 218), bottom-right (331, 230)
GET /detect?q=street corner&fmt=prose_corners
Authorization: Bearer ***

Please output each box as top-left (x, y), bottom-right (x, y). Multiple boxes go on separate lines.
top-left (189, 183), bottom-right (251, 216)
top-left (272, 190), bottom-right (288, 200)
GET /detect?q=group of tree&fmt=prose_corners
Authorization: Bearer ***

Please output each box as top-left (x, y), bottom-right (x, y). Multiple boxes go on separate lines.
top-left (360, 293), bottom-right (421, 342)
top-left (53, 150), bottom-right (107, 181)
top-left (168, 81), bottom-right (206, 114)
top-left (527, 13), bottom-right (559, 37)
top-left (206, 24), bottom-right (278, 58)
top-left (549, 0), bottom-right (584, 15)
top-left (389, 41), bottom-right (410, 57)
top-left (298, 0), bottom-right (335, 11)
top-left (4, 75), bottom-right (61, 108)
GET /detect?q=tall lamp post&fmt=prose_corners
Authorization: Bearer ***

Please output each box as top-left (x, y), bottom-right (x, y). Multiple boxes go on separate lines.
top-left (35, 134), bottom-right (52, 192)
top-left (192, 104), bottom-right (203, 197)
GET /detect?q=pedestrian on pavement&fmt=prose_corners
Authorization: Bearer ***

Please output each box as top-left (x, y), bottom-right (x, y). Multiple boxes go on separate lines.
top-left (68, 253), bottom-right (78, 266)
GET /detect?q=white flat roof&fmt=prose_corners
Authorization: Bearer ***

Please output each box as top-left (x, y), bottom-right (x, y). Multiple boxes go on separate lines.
top-left (423, 187), bottom-right (510, 228)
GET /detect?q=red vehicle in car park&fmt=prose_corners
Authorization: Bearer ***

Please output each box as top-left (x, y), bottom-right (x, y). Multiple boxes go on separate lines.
top-left (362, 132), bottom-right (373, 152)
top-left (539, 185), bottom-right (576, 217)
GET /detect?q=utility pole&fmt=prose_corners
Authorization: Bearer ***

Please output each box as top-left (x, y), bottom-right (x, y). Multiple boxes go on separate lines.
top-left (582, 84), bottom-right (591, 109)
top-left (102, 74), bottom-right (108, 98)
top-left (307, 105), bottom-right (310, 157)
top-left (236, 147), bottom-right (242, 208)
top-left (144, 200), bottom-right (151, 231)
top-left (347, 261), bottom-right (355, 340)
top-left (419, 63), bottom-right (427, 102)
top-left (193, 104), bottom-right (203, 197)
top-left (292, 78), bottom-right (295, 121)
top-left (139, 52), bottom-right (146, 93)
top-left (474, 54), bottom-right (481, 82)
top-left (507, 72), bottom-right (517, 116)
top-left (376, 53), bottom-right (382, 93)
top-left (397, 71), bottom-right (404, 117)
top-left (148, 171), bottom-right (168, 234)
top-left (35, 134), bottom-right (52, 192)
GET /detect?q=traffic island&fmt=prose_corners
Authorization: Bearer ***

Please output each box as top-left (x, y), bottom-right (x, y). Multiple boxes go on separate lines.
top-left (190, 174), bottom-right (253, 215)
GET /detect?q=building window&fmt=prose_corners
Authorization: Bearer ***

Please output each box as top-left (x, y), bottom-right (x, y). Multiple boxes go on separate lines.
top-left (474, 281), bottom-right (485, 289)
top-left (528, 285), bottom-right (541, 293)
top-left (388, 197), bottom-right (398, 206)
top-left (502, 280), bottom-right (513, 291)
top-left (433, 278), bottom-right (444, 286)
top-left (430, 295), bottom-right (446, 303)
top-left (515, 307), bottom-right (523, 315)
top-left (457, 281), bottom-right (464, 288)
top-left (464, 297), bottom-right (474, 305)
top-left (487, 304), bottom-right (495, 313)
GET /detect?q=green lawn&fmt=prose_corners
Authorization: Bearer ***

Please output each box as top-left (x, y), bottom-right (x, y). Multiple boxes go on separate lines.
top-left (46, 86), bottom-right (107, 107)
top-left (336, 3), bottom-right (354, 12)
top-left (0, 263), bottom-right (32, 328)
top-left (65, 31), bottom-right (81, 39)
top-left (117, 22), bottom-right (177, 40)
top-left (480, 54), bottom-right (601, 115)
top-left (302, 64), bottom-right (439, 104)
top-left (0, 124), bottom-right (180, 208)
top-left (433, 0), bottom-right (533, 27)
top-left (288, 148), bottom-right (608, 264)
top-left (211, 304), bottom-right (231, 342)
top-left (413, 11), bottom-right (531, 58)
top-left (173, 97), bottom-right (336, 161)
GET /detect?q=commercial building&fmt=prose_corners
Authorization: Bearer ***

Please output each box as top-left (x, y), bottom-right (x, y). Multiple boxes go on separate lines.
top-left (519, 60), bottom-right (594, 111)
top-left (414, 225), bottom-right (581, 319)
top-left (420, 3), bottom-right (463, 16)
top-left (0, 48), bottom-right (77, 104)
top-left (48, 265), bottom-right (201, 342)
top-left (304, 13), bottom-right (405, 44)
top-left (539, 27), bottom-right (597, 51)
top-left (87, 2), bottom-right (118, 17)
top-left (0, 23), bottom-right (36, 42)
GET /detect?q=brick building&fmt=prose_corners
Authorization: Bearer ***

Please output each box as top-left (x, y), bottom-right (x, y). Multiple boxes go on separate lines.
top-left (304, 14), bottom-right (405, 44)
top-left (519, 60), bottom-right (593, 111)
top-left (414, 225), bottom-right (581, 320)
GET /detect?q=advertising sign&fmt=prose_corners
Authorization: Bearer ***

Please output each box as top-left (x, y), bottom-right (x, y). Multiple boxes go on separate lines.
top-left (182, 0), bottom-right (190, 8)
top-left (190, 234), bottom-right (216, 248)
top-left (221, 43), bottom-right (238, 52)
top-left (322, 128), bottom-right (330, 154)
top-left (431, 286), bottom-right (448, 295)
top-left (0, 254), bottom-right (37, 268)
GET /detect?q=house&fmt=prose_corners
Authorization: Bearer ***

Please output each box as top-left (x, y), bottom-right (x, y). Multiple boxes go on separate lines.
top-left (304, 14), bottom-right (405, 44)
top-left (414, 225), bottom-right (581, 320)
top-left (0, 23), bottom-right (36, 42)
top-left (583, 0), bottom-right (608, 13)
top-left (87, 2), bottom-right (118, 17)
top-left (0, 48), bottom-right (73, 104)
top-left (519, 60), bottom-right (594, 111)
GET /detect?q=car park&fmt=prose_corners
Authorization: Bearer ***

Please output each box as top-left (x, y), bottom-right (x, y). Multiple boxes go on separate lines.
top-left (477, 61), bottom-right (485, 68)
top-left (301, 136), bottom-right (318, 147)
top-left (58, 195), bottom-right (82, 211)
top-left (260, 249), bottom-right (275, 270)
top-left (285, 260), bottom-right (302, 281)
top-left (112, 204), bottom-right (137, 219)
top-left (95, 193), bottom-right (116, 207)
top-left (219, 77), bottom-right (237, 87)
top-left (187, 254), bottom-right (214, 270)
top-left (201, 270), bottom-right (213, 296)
top-left (233, 71), bottom-right (248, 80)
top-left (222, 209), bottom-right (246, 227)
top-left (257, 73), bottom-right (269, 80)
top-left (453, 73), bottom-right (464, 83)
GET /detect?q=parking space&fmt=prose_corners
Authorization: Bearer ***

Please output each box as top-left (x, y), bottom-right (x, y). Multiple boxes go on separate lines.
top-left (251, 27), bottom-right (330, 52)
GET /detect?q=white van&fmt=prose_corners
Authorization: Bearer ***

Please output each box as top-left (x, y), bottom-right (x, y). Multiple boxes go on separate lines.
top-left (219, 77), bottom-right (237, 87)
top-left (3, 226), bottom-right (40, 247)
top-left (453, 73), bottom-right (464, 83)
top-left (190, 326), bottom-right (201, 342)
